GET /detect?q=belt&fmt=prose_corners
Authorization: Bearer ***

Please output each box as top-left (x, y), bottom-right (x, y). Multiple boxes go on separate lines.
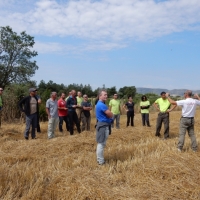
top-left (181, 117), bottom-right (194, 119)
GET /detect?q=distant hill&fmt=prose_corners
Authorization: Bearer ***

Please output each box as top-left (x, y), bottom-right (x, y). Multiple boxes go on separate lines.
top-left (136, 87), bottom-right (200, 96)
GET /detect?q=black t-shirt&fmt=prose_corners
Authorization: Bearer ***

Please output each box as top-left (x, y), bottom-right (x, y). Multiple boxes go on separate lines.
top-left (125, 102), bottom-right (134, 112)
top-left (81, 101), bottom-right (91, 117)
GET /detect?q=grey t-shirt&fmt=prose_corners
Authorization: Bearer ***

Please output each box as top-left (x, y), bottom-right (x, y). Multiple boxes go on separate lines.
top-left (46, 98), bottom-right (58, 118)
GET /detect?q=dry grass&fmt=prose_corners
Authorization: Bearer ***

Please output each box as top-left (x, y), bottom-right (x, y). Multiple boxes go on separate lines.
top-left (0, 111), bottom-right (200, 200)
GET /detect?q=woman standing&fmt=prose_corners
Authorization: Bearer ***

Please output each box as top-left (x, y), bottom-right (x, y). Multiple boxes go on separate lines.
top-left (140, 95), bottom-right (151, 127)
top-left (123, 96), bottom-right (134, 127)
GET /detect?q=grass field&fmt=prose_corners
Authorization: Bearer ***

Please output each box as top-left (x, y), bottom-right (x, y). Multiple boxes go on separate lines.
top-left (0, 111), bottom-right (200, 200)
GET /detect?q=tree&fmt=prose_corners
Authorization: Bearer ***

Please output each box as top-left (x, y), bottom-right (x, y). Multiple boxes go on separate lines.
top-left (0, 26), bottom-right (38, 89)
top-left (118, 86), bottom-right (136, 98)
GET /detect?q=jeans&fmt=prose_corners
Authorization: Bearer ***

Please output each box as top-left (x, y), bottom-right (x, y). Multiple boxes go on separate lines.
top-left (155, 112), bottom-right (169, 138)
top-left (96, 127), bottom-right (109, 164)
top-left (177, 117), bottom-right (197, 151)
top-left (59, 116), bottom-right (70, 132)
top-left (141, 113), bottom-right (150, 126)
top-left (68, 111), bottom-right (81, 135)
top-left (127, 111), bottom-right (134, 126)
top-left (81, 113), bottom-right (91, 131)
top-left (47, 117), bottom-right (59, 139)
top-left (111, 114), bottom-right (120, 128)
top-left (24, 113), bottom-right (37, 139)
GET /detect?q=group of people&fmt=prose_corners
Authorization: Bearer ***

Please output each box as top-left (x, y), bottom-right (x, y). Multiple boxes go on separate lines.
top-left (1, 87), bottom-right (200, 165)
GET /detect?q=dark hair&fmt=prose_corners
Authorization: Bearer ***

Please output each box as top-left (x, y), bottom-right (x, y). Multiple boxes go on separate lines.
top-left (141, 95), bottom-right (147, 101)
top-left (160, 91), bottom-right (166, 95)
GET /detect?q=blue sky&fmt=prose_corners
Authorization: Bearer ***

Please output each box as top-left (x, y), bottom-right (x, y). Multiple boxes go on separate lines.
top-left (1, 0), bottom-right (200, 90)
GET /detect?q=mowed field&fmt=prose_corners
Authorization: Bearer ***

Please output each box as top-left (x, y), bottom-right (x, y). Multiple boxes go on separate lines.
top-left (0, 111), bottom-right (200, 200)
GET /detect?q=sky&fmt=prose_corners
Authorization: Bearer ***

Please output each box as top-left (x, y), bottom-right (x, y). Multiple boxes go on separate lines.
top-left (1, 0), bottom-right (200, 90)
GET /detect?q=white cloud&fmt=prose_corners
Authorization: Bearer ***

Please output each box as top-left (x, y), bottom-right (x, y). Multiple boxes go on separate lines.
top-left (34, 40), bottom-right (127, 54)
top-left (1, 0), bottom-right (200, 47)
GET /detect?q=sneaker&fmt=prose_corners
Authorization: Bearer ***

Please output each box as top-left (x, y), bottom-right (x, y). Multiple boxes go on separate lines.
top-left (192, 150), bottom-right (197, 153)
top-left (25, 136), bottom-right (29, 140)
top-left (177, 148), bottom-right (182, 152)
top-left (98, 162), bottom-right (105, 165)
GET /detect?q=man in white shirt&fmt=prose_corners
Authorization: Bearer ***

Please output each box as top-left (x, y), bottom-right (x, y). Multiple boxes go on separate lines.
top-left (166, 91), bottom-right (200, 152)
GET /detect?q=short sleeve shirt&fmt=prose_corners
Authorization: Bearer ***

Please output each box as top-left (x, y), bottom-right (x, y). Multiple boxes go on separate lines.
top-left (57, 99), bottom-right (67, 116)
top-left (155, 98), bottom-right (170, 112)
top-left (176, 98), bottom-right (200, 117)
top-left (96, 101), bottom-right (112, 123)
top-left (109, 99), bottom-right (120, 115)
top-left (81, 101), bottom-right (92, 117)
top-left (140, 101), bottom-right (150, 113)
top-left (77, 97), bottom-right (83, 106)
top-left (46, 98), bottom-right (58, 118)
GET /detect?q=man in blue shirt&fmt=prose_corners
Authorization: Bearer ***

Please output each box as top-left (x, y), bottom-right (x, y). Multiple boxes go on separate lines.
top-left (96, 90), bottom-right (113, 165)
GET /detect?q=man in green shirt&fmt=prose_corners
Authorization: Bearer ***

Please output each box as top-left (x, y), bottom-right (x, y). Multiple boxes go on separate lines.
top-left (153, 91), bottom-right (176, 139)
top-left (0, 88), bottom-right (3, 111)
top-left (109, 94), bottom-right (121, 129)
top-left (76, 91), bottom-right (83, 122)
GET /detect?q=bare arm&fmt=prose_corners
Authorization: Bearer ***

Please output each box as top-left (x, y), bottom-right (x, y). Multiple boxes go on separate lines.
top-left (165, 93), bottom-right (177, 105)
top-left (46, 108), bottom-right (51, 119)
top-left (105, 109), bottom-right (113, 118)
top-left (194, 94), bottom-right (200, 100)
top-left (123, 104), bottom-right (128, 111)
top-left (153, 102), bottom-right (160, 112)
top-left (83, 106), bottom-right (92, 111)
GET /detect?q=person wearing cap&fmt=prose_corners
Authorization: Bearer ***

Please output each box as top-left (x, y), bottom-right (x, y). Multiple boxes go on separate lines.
top-left (18, 88), bottom-right (39, 140)
top-left (153, 92), bottom-right (176, 139)
top-left (166, 91), bottom-right (200, 152)
top-left (46, 92), bottom-right (59, 139)
top-left (0, 87), bottom-right (3, 111)
top-left (109, 94), bottom-right (121, 129)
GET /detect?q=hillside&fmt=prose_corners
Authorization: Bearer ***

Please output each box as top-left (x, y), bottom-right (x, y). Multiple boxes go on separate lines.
top-left (0, 111), bottom-right (200, 199)
top-left (136, 87), bottom-right (200, 96)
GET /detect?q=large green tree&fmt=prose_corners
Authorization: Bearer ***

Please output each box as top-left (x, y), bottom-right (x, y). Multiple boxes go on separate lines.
top-left (0, 26), bottom-right (38, 89)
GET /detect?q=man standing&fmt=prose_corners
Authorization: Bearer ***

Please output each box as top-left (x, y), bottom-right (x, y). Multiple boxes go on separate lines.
top-left (153, 91), bottom-right (176, 139)
top-left (76, 91), bottom-right (83, 122)
top-left (18, 88), bottom-right (39, 140)
top-left (81, 94), bottom-right (92, 131)
top-left (66, 90), bottom-right (81, 135)
top-left (58, 93), bottom-right (70, 132)
top-left (35, 89), bottom-right (42, 133)
top-left (46, 92), bottom-right (59, 139)
top-left (166, 91), bottom-right (200, 152)
top-left (96, 90), bottom-right (113, 165)
top-left (109, 94), bottom-right (121, 129)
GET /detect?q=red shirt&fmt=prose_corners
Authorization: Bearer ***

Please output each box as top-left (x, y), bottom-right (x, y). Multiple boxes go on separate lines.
top-left (57, 98), bottom-right (68, 116)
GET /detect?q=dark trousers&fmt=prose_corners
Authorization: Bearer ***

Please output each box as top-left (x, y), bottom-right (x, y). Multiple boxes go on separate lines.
top-left (141, 113), bottom-right (150, 126)
top-left (156, 113), bottom-right (169, 138)
top-left (37, 114), bottom-right (41, 132)
top-left (68, 111), bottom-right (81, 135)
top-left (127, 111), bottom-right (134, 126)
top-left (24, 113), bottom-right (37, 139)
top-left (59, 116), bottom-right (70, 132)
